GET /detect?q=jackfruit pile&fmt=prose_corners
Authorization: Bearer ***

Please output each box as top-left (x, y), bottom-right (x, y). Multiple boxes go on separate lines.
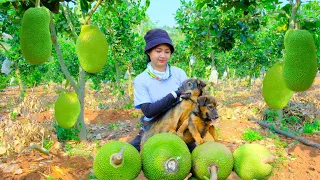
top-left (283, 29), bottom-right (317, 92)
top-left (93, 141), bottom-right (141, 180)
top-left (141, 133), bottom-right (192, 180)
top-left (262, 62), bottom-right (294, 110)
top-left (91, 133), bottom-right (275, 179)
top-left (76, 25), bottom-right (108, 73)
top-left (233, 144), bottom-right (275, 180)
top-left (54, 92), bottom-right (80, 128)
top-left (20, 7), bottom-right (52, 65)
top-left (192, 142), bottom-right (233, 180)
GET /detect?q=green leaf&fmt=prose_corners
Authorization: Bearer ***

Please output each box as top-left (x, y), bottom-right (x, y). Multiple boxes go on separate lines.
top-left (80, 0), bottom-right (89, 13)
top-left (316, 20), bottom-right (320, 28)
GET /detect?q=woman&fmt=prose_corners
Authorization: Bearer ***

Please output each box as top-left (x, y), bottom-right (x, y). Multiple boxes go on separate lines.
top-left (130, 28), bottom-right (195, 152)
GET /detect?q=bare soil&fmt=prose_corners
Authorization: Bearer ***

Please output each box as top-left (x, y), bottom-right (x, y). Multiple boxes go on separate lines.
top-left (0, 77), bottom-right (319, 180)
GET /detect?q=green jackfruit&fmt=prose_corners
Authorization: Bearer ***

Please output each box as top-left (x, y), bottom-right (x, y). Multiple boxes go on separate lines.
top-left (54, 92), bottom-right (80, 128)
top-left (20, 7), bottom-right (52, 65)
top-left (192, 142), bottom-right (233, 180)
top-left (263, 62), bottom-right (294, 110)
top-left (283, 29), bottom-right (317, 91)
top-left (76, 25), bottom-right (108, 73)
top-left (141, 133), bottom-right (191, 180)
top-left (233, 144), bottom-right (275, 180)
top-left (93, 141), bottom-right (141, 180)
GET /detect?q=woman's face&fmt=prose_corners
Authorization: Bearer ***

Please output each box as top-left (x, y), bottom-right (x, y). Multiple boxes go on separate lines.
top-left (147, 44), bottom-right (171, 72)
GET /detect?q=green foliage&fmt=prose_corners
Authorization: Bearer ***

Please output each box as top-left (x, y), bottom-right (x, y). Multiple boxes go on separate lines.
top-left (107, 122), bottom-right (120, 130)
top-left (242, 129), bottom-right (265, 142)
top-left (43, 139), bottom-right (54, 150)
top-left (123, 102), bottom-right (134, 109)
top-left (136, 121), bottom-right (142, 129)
top-left (53, 122), bottom-right (80, 141)
top-left (302, 120), bottom-right (320, 134)
top-left (273, 137), bottom-right (287, 149)
top-left (94, 139), bottom-right (102, 149)
top-left (65, 142), bottom-right (90, 157)
top-left (10, 111), bottom-right (18, 119)
top-left (131, 112), bottom-right (140, 119)
top-left (264, 109), bottom-right (279, 122)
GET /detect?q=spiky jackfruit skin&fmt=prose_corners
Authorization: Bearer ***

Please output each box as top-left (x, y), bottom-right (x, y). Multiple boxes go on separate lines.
top-left (233, 144), bottom-right (273, 180)
top-left (20, 7), bottom-right (52, 65)
top-left (141, 133), bottom-right (191, 180)
top-left (263, 62), bottom-right (293, 110)
top-left (54, 92), bottom-right (80, 128)
top-left (283, 29), bottom-right (317, 91)
top-left (192, 142), bottom-right (233, 180)
top-left (76, 25), bottom-right (108, 73)
top-left (93, 141), bottom-right (141, 180)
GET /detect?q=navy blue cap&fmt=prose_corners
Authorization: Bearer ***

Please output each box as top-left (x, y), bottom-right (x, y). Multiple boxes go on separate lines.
top-left (144, 29), bottom-right (174, 53)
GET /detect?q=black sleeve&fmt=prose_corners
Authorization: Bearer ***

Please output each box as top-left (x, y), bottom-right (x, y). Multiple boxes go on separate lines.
top-left (140, 90), bottom-right (180, 118)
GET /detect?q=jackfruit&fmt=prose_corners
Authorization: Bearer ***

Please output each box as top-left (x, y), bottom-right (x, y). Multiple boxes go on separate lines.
top-left (192, 142), bottom-right (233, 180)
top-left (54, 92), bottom-right (80, 128)
top-left (233, 144), bottom-right (275, 180)
top-left (141, 133), bottom-right (191, 180)
top-left (93, 141), bottom-right (141, 180)
top-left (262, 62), bottom-right (294, 110)
top-left (283, 29), bottom-right (317, 91)
top-left (76, 25), bottom-right (108, 73)
top-left (20, 7), bottom-right (52, 65)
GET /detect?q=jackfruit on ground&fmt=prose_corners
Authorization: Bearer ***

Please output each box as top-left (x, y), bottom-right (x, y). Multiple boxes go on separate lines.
top-left (141, 133), bottom-right (191, 180)
top-left (54, 92), bottom-right (80, 128)
top-left (192, 142), bottom-right (233, 180)
top-left (20, 7), bottom-right (52, 65)
top-left (283, 29), bottom-right (317, 91)
top-left (76, 25), bottom-right (108, 73)
top-left (93, 141), bottom-right (141, 180)
top-left (233, 143), bottom-right (274, 180)
top-left (262, 61), bottom-right (293, 110)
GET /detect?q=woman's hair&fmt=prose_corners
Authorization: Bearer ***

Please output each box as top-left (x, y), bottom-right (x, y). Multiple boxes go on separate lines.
top-left (145, 49), bottom-right (151, 63)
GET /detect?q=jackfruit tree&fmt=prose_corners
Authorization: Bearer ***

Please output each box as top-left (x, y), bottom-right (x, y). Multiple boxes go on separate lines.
top-left (281, 0), bottom-right (317, 92)
top-left (2, 0), bottom-right (150, 140)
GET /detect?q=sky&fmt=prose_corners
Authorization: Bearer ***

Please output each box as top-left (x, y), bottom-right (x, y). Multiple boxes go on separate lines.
top-left (146, 0), bottom-right (188, 27)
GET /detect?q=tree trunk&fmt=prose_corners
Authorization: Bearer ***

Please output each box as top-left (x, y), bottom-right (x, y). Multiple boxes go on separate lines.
top-left (77, 67), bottom-right (87, 140)
top-left (127, 63), bottom-right (133, 99)
top-left (50, 13), bottom-right (86, 140)
top-left (113, 51), bottom-right (121, 90)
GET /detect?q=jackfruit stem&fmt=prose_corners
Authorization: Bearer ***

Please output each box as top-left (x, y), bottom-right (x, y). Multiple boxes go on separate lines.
top-left (35, 0), bottom-right (40, 8)
top-left (262, 156), bottom-right (276, 164)
top-left (208, 165), bottom-right (218, 180)
top-left (111, 148), bottom-right (125, 166)
top-left (165, 158), bottom-right (178, 173)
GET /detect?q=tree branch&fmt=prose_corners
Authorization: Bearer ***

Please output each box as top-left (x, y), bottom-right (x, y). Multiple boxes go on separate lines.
top-left (49, 12), bottom-right (80, 94)
top-left (62, 2), bottom-right (78, 40)
top-left (0, 42), bottom-right (8, 51)
top-left (84, 0), bottom-right (102, 25)
top-left (248, 116), bottom-right (320, 149)
top-left (289, 0), bottom-right (301, 29)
